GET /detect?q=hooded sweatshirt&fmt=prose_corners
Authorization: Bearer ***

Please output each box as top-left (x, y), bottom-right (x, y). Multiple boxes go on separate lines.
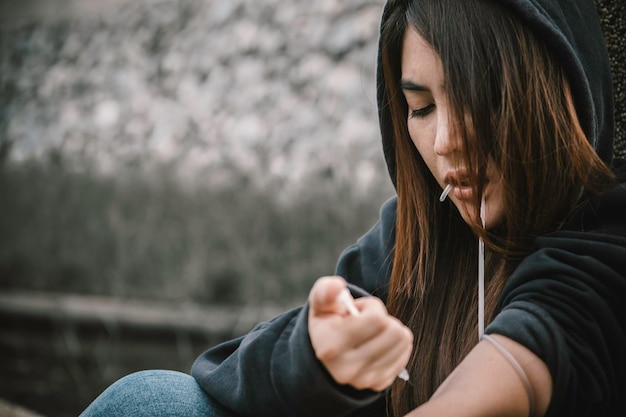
top-left (192, 1), bottom-right (626, 416)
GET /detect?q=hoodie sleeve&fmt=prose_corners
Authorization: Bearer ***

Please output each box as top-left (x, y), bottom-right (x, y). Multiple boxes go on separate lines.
top-left (191, 305), bottom-right (382, 417)
top-left (191, 197), bottom-right (398, 417)
top-left (486, 185), bottom-right (626, 416)
top-left (335, 196), bottom-right (397, 301)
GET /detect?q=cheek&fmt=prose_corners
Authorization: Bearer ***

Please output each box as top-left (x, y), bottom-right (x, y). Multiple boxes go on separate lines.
top-left (489, 195), bottom-right (506, 227)
top-left (449, 185), bottom-right (506, 229)
top-left (484, 186), bottom-right (506, 228)
top-left (408, 127), bottom-right (436, 168)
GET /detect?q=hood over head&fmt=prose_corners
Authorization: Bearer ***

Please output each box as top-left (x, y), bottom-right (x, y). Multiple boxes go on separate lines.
top-left (377, 0), bottom-right (615, 185)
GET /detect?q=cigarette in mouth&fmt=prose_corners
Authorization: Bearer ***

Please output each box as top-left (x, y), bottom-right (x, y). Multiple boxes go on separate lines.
top-left (439, 184), bottom-right (453, 202)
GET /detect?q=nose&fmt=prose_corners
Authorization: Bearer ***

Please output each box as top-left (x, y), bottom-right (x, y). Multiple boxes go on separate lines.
top-left (433, 112), bottom-right (460, 156)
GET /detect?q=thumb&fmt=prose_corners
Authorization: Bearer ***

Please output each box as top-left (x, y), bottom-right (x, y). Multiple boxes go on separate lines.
top-left (309, 276), bottom-right (348, 316)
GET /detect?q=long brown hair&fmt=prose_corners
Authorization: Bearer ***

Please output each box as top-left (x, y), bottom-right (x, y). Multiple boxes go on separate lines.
top-left (379, 0), bottom-right (615, 415)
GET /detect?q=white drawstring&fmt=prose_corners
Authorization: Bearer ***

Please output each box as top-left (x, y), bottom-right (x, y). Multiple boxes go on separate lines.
top-left (438, 185), bottom-right (485, 340)
top-left (478, 195), bottom-right (486, 340)
top-left (440, 188), bottom-right (534, 416)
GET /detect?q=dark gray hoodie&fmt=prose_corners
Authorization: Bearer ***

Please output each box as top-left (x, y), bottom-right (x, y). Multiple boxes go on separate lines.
top-left (192, 1), bottom-right (626, 415)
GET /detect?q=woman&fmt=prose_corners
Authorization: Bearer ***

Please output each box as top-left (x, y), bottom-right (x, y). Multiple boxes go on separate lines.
top-left (80, 0), bottom-right (626, 416)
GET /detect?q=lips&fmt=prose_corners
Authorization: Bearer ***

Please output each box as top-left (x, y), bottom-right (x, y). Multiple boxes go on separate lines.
top-left (443, 170), bottom-right (487, 201)
top-left (444, 169), bottom-right (469, 186)
top-left (453, 184), bottom-right (474, 200)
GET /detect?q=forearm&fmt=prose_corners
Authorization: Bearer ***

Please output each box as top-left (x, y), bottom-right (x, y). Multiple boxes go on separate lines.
top-left (406, 334), bottom-right (552, 417)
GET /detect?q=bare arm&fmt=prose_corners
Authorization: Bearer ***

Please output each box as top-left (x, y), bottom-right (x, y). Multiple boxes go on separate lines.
top-left (406, 334), bottom-right (552, 417)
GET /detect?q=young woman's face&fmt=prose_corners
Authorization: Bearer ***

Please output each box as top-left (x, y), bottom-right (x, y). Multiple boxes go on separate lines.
top-left (401, 27), bottom-right (505, 228)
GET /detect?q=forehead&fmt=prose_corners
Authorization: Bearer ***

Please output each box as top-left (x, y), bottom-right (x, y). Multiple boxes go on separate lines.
top-left (401, 27), bottom-right (444, 87)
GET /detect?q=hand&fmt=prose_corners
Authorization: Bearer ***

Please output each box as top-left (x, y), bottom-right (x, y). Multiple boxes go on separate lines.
top-left (308, 276), bottom-right (413, 391)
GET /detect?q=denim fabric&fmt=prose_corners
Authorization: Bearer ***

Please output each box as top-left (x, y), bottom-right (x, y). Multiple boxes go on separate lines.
top-left (79, 370), bottom-right (237, 417)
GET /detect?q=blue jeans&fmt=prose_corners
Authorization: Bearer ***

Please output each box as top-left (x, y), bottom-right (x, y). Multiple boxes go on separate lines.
top-left (79, 370), bottom-right (238, 417)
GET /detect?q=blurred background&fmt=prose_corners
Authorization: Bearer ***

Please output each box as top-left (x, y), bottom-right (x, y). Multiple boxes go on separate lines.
top-left (0, 0), bottom-right (623, 416)
top-left (0, 0), bottom-right (393, 415)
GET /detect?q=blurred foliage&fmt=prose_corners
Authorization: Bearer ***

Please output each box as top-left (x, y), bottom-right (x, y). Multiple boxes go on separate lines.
top-left (0, 153), bottom-right (393, 306)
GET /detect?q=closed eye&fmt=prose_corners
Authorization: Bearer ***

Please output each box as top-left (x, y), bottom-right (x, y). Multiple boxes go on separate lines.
top-left (410, 104), bottom-right (435, 119)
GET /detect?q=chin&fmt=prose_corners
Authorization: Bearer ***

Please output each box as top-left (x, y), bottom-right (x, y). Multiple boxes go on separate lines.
top-left (455, 201), bottom-right (503, 230)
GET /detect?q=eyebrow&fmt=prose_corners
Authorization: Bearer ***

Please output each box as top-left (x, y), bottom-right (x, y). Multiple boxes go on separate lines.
top-left (400, 79), bottom-right (446, 93)
top-left (400, 79), bottom-right (429, 92)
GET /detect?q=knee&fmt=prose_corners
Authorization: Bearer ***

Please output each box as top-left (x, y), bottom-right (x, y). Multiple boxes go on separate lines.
top-left (80, 370), bottom-right (223, 417)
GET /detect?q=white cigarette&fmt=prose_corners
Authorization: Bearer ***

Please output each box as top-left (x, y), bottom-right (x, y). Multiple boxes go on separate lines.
top-left (337, 288), bottom-right (361, 316)
top-left (439, 184), bottom-right (453, 202)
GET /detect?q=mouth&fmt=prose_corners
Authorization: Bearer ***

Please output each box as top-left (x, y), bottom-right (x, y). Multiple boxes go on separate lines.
top-left (443, 171), bottom-right (489, 201)
top-left (444, 170), bottom-right (469, 186)
top-left (452, 183), bottom-right (474, 201)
